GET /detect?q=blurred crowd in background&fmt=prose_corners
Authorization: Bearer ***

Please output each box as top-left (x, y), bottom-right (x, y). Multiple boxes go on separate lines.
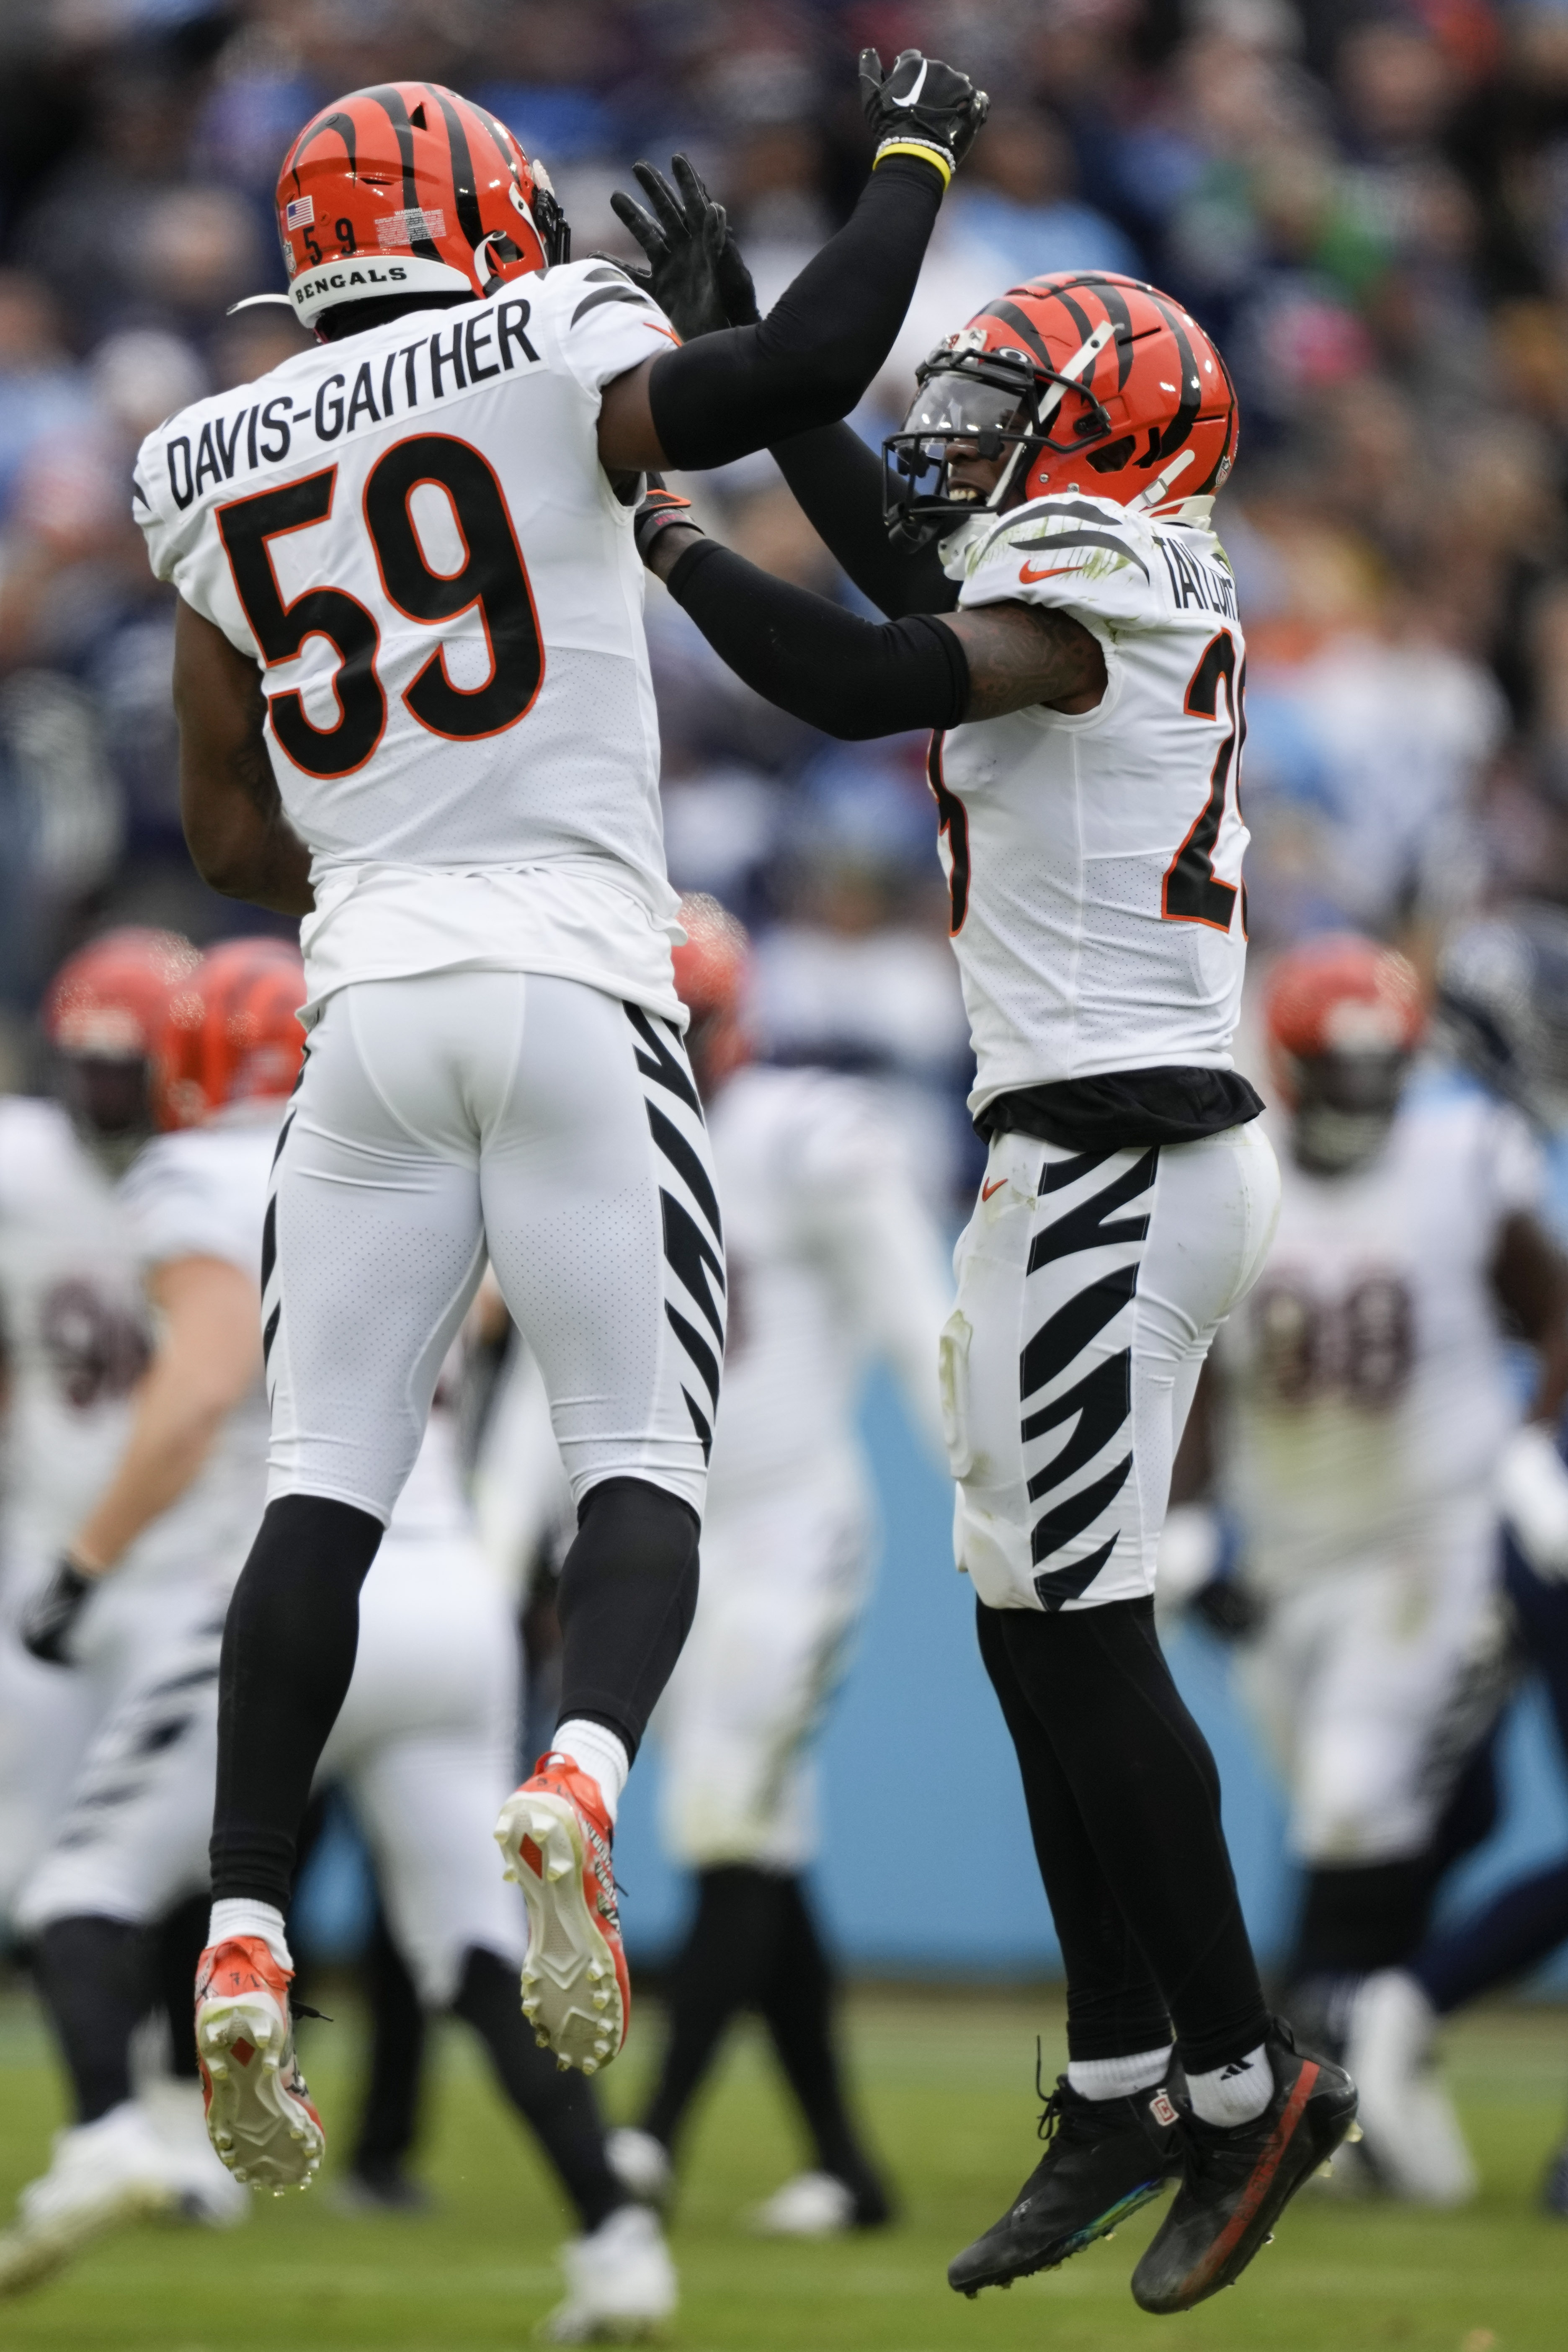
top-left (6, 0), bottom-right (1568, 1203)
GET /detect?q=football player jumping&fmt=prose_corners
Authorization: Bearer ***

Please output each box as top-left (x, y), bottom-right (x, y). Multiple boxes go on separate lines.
top-left (118, 53), bottom-right (987, 2183)
top-left (630, 271), bottom-right (1357, 2310)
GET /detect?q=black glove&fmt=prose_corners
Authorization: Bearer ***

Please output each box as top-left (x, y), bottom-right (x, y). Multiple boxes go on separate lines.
top-left (633, 475), bottom-right (703, 568)
top-left (21, 1556), bottom-right (95, 1666)
top-left (1191, 1574), bottom-right (1263, 1645)
top-left (860, 48), bottom-right (990, 181)
top-left (609, 155), bottom-right (761, 342)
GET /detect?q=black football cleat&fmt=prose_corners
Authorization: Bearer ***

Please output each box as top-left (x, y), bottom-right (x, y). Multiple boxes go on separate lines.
top-left (1130, 2019), bottom-right (1358, 2315)
top-left (948, 2074), bottom-right (1183, 2297)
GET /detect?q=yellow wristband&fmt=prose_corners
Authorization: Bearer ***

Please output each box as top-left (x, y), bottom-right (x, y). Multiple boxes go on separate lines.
top-left (873, 138), bottom-right (954, 190)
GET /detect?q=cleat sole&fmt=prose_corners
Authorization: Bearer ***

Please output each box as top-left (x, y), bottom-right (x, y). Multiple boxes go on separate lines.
top-left (494, 1789), bottom-right (626, 2074)
top-left (197, 1993), bottom-right (323, 2194)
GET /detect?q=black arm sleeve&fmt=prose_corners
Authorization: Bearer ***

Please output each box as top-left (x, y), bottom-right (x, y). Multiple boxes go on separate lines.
top-left (663, 537), bottom-right (969, 740)
top-left (647, 158), bottom-right (943, 471)
top-left (770, 423), bottom-right (959, 618)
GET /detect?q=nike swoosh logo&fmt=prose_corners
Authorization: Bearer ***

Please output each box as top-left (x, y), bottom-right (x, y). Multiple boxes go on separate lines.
top-left (900, 59), bottom-right (929, 106)
top-left (1019, 561), bottom-right (1085, 584)
top-left (982, 1176), bottom-right (1007, 1201)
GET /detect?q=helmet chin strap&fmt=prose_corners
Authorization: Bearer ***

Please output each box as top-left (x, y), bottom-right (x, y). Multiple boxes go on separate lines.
top-left (983, 437), bottom-right (1029, 515)
top-left (1130, 448), bottom-right (1197, 512)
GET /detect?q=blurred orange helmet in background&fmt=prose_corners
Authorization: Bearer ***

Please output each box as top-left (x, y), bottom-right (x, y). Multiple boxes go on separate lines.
top-left (181, 938), bottom-right (307, 1122)
top-left (671, 893), bottom-right (752, 1092)
top-left (42, 927), bottom-right (204, 1148)
top-left (1263, 933), bottom-right (1426, 1172)
top-left (1264, 934), bottom-right (1426, 1101)
top-left (274, 81), bottom-right (568, 335)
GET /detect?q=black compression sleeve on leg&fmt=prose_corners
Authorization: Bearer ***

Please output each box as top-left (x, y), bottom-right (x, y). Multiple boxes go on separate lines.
top-left (758, 1877), bottom-right (890, 2217)
top-left (33, 1917), bottom-right (150, 2123)
top-left (975, 1605), bottom-right (1172, 2063)
top-left (452, 1946), bottom-right (625, 2232)
top-left (642, 1866), bottom-right (784, 2153)
top-left (771, 424), bottom-right (960, 619)
top-left (1290, 1861), bottom-right (1437, 1981)
top-left (209, 1495), bottom-right (384, 1911)
top-left (554, 1477), bottom-right (700, 1759)
top-left (156, 1895), bottom-right (211, 2082)
top-left (980, 1598), bottom-right (1270, 2078)
top-left (664, 539), bottom-right (969, 740)
top-left (647, 158), bottom-right (943, 469)
top-left (350, 1904), bottom-right (429, 2187)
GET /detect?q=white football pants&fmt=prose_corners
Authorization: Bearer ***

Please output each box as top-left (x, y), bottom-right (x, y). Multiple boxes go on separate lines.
top-left (654, 1462), bottom-right (873, 1872)
top-left (16, 1522), bottom-right (527, 2005)
top-left (945, 1121), bottom-right (1279, 1611)
top-left (265, 971), bottom-right (720, 1524)
top-left (1237, 1490), bottom-right (1511, 1865)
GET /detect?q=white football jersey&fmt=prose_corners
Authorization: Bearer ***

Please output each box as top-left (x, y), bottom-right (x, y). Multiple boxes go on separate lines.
top-left (116, 1108), bottom-right (278, 1591)
top-left (938, 491), bottom-right (1249, 1112)
top-left (134, 266), bottom-right (684, 1025)
top-left (705, 1064), bottom-right (949, 1510)
top-left (1215, 1077), bottom-right (1541, 1594)
top-left (0, 1098), bottom-right (149, 1571)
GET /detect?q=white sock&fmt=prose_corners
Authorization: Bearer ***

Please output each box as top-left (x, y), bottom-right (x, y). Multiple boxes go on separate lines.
top-left (551, 1719), bottom-right (631, 1824)
top-left (207, 1898), bottom-right (292, 1974)
top-left (1067, 2045), bottom-right (1174, 2101)
top-left (1187, 2042), bottom-right (1272, 2127)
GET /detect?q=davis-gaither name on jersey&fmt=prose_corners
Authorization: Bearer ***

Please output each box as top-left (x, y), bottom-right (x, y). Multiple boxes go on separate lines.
top-left (152, 295), bottom-right (542, 513)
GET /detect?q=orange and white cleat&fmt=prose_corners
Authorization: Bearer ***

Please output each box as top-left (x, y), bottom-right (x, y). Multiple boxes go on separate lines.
top-left (193, 1938), bottom-right (323, 2194)
top-left (494, 1752), bottom-right (629, 2075)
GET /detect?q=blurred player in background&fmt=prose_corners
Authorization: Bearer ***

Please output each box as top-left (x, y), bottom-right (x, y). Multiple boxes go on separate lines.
top-left (1341, 908), bottom-right (1568, 2214)
top-left (0, 927), bottom-right (247, 2258)
top-left (1164, 932), bottom-right (1568, 2203)
top-left (134, 53), bottom-right (988, 2174)
top-left (606, 896), bottom-right (950, 2237)
top-left (632, 257), bottom-right (1355, 2309)
top-left (5, 940), bottom-right (677, 2341)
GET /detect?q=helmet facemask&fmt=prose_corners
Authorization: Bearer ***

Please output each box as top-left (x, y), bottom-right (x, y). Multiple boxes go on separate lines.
top-left (1287, 1046), bottom-right (1411, 1176)
top-left (884, 336), bottom-right (1117, 551)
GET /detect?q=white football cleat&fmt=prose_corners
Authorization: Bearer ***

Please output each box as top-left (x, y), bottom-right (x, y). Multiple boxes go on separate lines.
top-left (1346, 1970), bottom-right (1477, 2206)
top-left (495, 1753), bottom-right (628, 2075)
top-left (749, 2170), bottom-right (857, 2237)
top-left (606, 2128), bottom-right (673, 2210)
top-left (0, 2102), bottom-right (178, 2295)
top-left (139, 2078), bottom-right (250, 2227)
top-left (538, 2202), bottom-right (677, 2342)
top-left (194, 1936), bottom-right (324, 2194)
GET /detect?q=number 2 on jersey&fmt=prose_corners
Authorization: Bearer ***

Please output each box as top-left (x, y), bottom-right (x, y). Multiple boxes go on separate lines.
top-left (217, 434), bottom-right (543, 779)
top-left (1163, 627), bottom-right (1245, 932)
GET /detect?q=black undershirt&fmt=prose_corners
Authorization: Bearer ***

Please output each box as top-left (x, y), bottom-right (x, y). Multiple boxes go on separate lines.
top-left (977, 1066), bottom-right (1264, 1153)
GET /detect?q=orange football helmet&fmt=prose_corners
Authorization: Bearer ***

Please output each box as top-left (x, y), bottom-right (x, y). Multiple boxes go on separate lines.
top-left (671, 893), bottom-right (751, 1092)
top-left (273, 81), bottom-right (568, 334)
top-left (1264, 934), bottom-right (1425, 1171)
top-left (885, 271), bottom-right (1238, 547)
top-left (43, 927), bottom-right (204, 1144)
top-left (182, 939), bottom-right (308, 1120)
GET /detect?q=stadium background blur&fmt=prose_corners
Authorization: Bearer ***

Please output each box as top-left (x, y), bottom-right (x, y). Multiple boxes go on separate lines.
top-left (5, 0), bottom-right (1568, 2344)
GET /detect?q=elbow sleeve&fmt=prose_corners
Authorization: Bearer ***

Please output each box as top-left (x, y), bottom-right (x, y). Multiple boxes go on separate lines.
top-left (664, 539), bottom-right (969, 738)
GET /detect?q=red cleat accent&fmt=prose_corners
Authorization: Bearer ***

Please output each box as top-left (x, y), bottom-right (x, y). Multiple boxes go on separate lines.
top-left (193, 1938), bottom-right (323, 2193)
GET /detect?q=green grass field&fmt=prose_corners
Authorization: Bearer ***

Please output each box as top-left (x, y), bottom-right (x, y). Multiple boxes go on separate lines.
top-left (1, 1984), bottom-right (1565, 2351)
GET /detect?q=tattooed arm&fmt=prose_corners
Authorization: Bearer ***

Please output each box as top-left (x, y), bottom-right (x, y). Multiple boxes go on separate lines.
top-left (644, 520), bottom-right (1103, 738)
top-left (941, 599), bottom-right (1104, 717)
top-left (172, 598), bottom-right (315, 915)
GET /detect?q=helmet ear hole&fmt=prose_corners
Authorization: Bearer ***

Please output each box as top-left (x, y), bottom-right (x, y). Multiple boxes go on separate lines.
top-left (1087, 435), bottom-right (1136, 474)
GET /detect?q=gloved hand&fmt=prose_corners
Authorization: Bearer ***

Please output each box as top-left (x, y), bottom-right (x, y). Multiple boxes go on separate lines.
top-left (860, 49), bottom-right (990, 182)
top-left (633, 475), bottom-right (703, 573)
top-left (20, 1555), bottom-right (95, 1666)
top-left (609, 156), bottom-right (761, 342)
top-left (1498, 1420), bottom-right (1568, 1580)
